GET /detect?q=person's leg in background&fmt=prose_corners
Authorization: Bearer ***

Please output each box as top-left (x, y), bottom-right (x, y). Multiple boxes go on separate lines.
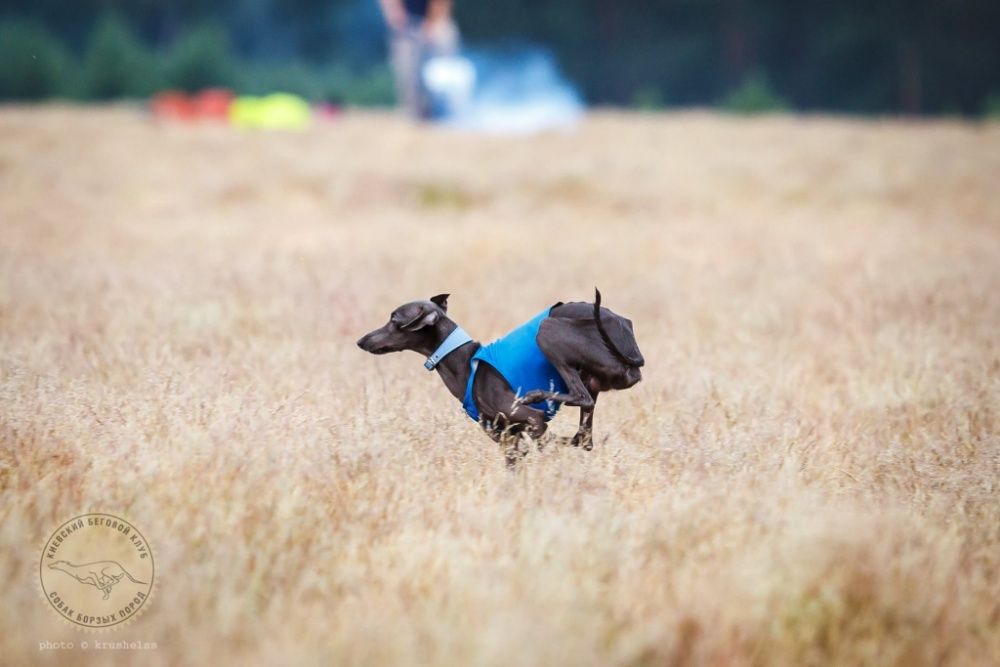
top-left (414, 18), bottom-right (459, 119)
top-left (390, 24), bottom-right (423, 118)
top-left (382, 0), bottom-right (460, 120)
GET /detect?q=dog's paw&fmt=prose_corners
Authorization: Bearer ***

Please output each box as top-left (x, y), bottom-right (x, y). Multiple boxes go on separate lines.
top-left (571, 432), bottom-right (594, 450)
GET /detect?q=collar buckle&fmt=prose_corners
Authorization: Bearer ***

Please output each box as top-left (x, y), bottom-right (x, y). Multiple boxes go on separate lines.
top-left (424, 327), bottom-right (473, 370)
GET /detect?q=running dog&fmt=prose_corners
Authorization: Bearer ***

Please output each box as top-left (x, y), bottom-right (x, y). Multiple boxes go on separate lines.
top-left (358, 289), bottom-right (644, 463)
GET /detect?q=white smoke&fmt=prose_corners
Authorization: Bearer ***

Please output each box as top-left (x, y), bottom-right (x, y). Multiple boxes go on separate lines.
top-left (423, 47), bottom-right (583, 135)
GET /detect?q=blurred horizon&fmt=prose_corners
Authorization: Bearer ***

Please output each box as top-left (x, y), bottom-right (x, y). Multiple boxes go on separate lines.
top-left (2, 0), bottom-right (999, 117)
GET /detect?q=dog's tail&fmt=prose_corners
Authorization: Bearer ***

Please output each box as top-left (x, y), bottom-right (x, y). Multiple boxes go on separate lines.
top-left (593, 288), bottom-right (644, 367)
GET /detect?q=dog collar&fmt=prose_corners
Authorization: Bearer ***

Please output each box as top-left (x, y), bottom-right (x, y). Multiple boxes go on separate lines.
top-left (425, 327), bottom-right (473, 370)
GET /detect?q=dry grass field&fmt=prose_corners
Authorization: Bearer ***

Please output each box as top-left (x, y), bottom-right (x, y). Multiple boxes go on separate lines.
top-left (1, 106), bottom-right (998, 666)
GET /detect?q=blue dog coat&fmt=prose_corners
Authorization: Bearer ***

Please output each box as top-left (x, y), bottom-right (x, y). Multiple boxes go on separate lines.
top-left (462, 308), bottom-right (568, 422)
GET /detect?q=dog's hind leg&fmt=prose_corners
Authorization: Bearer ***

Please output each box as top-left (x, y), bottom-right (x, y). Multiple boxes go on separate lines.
top-left (510, 346), bottom-right (594, 407)
top-left (572, 392), bottom-right (598, 450)
top-left (514, 358), bottom-right (594, 409)
top-left (515, 319), bottom-right (599, 409)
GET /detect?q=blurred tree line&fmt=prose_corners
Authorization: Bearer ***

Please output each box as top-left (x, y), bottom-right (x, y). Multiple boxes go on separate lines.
top-left (1, 0), bottom-right (998, 115)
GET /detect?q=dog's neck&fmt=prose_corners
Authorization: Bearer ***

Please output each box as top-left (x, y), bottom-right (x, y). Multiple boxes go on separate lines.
top-left (417, 320), bottom-right (479, 402)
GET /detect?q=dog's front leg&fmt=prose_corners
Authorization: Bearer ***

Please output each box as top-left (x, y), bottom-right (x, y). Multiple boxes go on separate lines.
top-left (479, 415), bottom-right (525, 467)
top-left (479, 418), bottom-right (505, 444)
top-left (502, 432), bottom-right (526, 468)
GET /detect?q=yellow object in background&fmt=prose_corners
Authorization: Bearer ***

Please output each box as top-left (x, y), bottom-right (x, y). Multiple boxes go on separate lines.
top-left (229, 93), bottom-right (312, 130)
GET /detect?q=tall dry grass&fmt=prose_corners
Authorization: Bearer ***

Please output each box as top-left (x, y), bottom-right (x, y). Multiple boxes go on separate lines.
top-left (1, 106), bottom-right (998, 666)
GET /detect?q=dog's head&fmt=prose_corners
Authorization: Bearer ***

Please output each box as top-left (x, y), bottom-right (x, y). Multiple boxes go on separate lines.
top-left (357, 294), bottom-right (450, 355)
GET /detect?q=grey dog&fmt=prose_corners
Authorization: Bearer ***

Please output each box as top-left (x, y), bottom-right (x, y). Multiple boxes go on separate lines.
top-left (358, 289), bottom-right (643, 460)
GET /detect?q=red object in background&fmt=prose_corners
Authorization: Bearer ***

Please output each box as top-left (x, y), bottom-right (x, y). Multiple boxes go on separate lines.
top-left (150, 91), bottom-right (196, 121)
top-left (150, 89), bottom-right (234, 121)
top-left (193, 88), bottom-right (234, 119)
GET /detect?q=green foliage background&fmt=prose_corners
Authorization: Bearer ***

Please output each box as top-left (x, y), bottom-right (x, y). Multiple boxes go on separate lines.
top-left (1, 1), bottom-right (998, 115)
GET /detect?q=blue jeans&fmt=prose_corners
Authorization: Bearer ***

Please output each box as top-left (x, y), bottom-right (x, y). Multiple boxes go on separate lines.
top-left (389, 18), bottom-right (458, 119)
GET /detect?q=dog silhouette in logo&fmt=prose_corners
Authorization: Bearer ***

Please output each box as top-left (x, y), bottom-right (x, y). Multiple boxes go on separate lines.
top-left (48, 560), bottom-right (147, 600)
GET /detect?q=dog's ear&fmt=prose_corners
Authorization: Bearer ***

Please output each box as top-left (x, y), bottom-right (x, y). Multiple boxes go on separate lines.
top-left (429, 294), bottom-right (449, 312)
top-left (400, 306), bottom-right (440, 331)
